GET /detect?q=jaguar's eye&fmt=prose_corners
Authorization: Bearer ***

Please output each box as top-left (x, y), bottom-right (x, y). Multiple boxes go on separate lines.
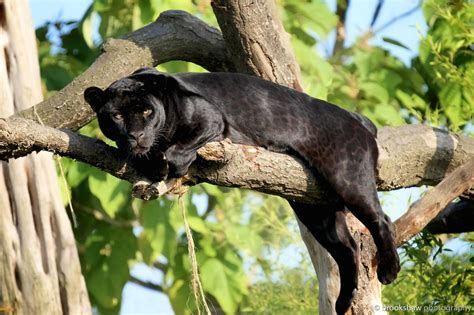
top-left (143, 109), bottom-right (153, 117)
top-left (112, 113), bottom-right (123, 120)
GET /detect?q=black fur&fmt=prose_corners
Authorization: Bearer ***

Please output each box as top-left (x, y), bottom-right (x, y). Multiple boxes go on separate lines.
top-left (84, 67), bottom-right (400, 314)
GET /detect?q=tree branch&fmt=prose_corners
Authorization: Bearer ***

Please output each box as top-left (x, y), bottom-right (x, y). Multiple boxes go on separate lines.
top-left (129, 276), bottom-right (164, 292)
top-left (2, 115), bottom-right (474, 205)
top-left (211, 0), bottom-right (303, 91)
top-left (395, 156), bottom-right (474, 246)
top-left (370, 0), bottom-right (384, 28)
top-left (373, 1), bottom-right (421, 33)
top-left (0, 117), bottom-right (146, 183)
top-left (333, 0), bottom-right (350, 55)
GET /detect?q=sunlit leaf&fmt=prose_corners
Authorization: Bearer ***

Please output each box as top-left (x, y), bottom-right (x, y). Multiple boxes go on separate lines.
top-left (139, 200), bottom-right (177, 258)
top-left (373, 104), bottom-right (405, 126)
top-left (88, 172), bottom-right (130, 217)
top-left (80, 5), bottom-right (96, 49)
top-left (382, 37), bottom-right (410, 50)
top-left (360, 82), bottom-right (390, 104)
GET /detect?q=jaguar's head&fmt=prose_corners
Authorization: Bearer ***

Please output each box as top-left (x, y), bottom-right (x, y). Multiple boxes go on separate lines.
top-left (84, 77), bottom-right (166, 156)
top-left (86, 68), bottom-right (202, 156)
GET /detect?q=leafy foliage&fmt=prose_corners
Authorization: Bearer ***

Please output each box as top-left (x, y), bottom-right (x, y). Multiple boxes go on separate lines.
top-left (35, 0), bottom-right (473, 314)
top-left (383, 231), bottom-right (473, 313)
top-left (241, 258), bottom-right (319, 314)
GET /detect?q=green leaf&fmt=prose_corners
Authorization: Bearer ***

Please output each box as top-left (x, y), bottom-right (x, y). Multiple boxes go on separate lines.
top-left (283, 0), bottom-right (337, 39)
top-left (140, 200), bottom-right (177, 258)
top-left (371, 69), bottom-right (403, 98)
top-left (132, 2), bottom-right (142, 30)
top-left (311, 84), bottom-right (328, 100)
top-left (439, 82), bottom-right (462, 109)
top-left (83, 226), bottom-right (137, 313)
top-left (88, 171), bottom-right (130, 217)
top-left (199, 235), bottom-right (217, 258)
top-left (382, 37), bottom-right (410, 50)
top-left (360, 82), bottom-right (390, 104)
top-left (354, 49), bottom-right (384, 80)
top-left (373, 104), bottom-right (405, 126)
top-left (168, 279), bottom-right (194, 315)
top-left (40, 63), bottom-right (76, 91)
top-left (201, 258), bottom-right (239, 314)
top-left (200, 183), bottom-right (222, 196)
top-left (137, 232), bottom-right (156, 265)
top-left (67, 161), bottom-right (92, 187)
top-left (463, 85), bottom-right (474, 110)
top-left (289, 26), bottom-right (317, 46)
top-left (80, 5), bottom-right (96, 49)
top-left (61, 26), bottom-right (94, 63)
top-left (138, 0), bottom-right (158, 24)
top-left (187, 216), bottom-right (208, 234)
top-left (224, 225), bottom-right (263, 256)
top-left (57, 171), bottom-right (71, 207)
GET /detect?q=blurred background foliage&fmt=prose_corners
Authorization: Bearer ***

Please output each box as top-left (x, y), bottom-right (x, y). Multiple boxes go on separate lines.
top-left (35, 0), bottom-right (473, 314)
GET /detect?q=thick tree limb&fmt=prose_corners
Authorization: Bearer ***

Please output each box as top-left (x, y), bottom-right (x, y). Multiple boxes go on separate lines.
top-left (211, 0), bottom-right (303, 90)
top-left (16, 10), bottom-right (234, 130)
top-left (0, 117), bottom-right (145, 183)
top-left (2, 117), bottom-right (474, 205)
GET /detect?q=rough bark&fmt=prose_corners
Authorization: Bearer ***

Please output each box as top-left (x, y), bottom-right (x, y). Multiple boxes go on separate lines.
top-left (211, 0), bottom-right (303, 90)
top-left (17, 10), bottom-right (234, 130)
top-left (0, 1), bottom-right (90, 314)
top-left (0, 118), bottom-right (145, 184)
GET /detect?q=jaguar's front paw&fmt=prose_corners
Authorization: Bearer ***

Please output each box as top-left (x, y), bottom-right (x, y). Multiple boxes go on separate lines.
top-left (131, 150), bottom-right (169, 182)
top-left (165, 147), bottom-right (195, 179)
top-left (131, 180), bottom-right (161, 200)
top-left (377, 248), bottom-right (400, 284)
top-left (335, 288), bottom-right (357, 315)
top-left (131, 178), bottom-right (187, 200)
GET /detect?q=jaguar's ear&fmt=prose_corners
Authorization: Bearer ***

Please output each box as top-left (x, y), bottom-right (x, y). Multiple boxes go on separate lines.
top-left (84, 86), bottom-right (106, 112)
top-left (131, 68), bottom-right (201, 97)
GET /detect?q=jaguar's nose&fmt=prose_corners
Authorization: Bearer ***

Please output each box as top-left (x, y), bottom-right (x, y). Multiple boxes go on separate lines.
top-left (129, 131), bottom-right (144, 142)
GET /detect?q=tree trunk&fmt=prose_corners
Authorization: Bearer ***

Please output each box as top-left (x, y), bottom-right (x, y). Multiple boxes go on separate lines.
top-left (0, 1), bottom-right (91, 314)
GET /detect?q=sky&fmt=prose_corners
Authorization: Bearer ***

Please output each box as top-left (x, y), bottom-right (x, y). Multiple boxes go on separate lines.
top-left (28, 1), bottom-right (433, 314)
